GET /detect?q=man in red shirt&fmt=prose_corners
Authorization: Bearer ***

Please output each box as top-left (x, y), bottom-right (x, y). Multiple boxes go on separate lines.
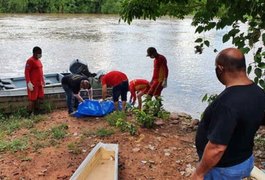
top-left (129, 79), bottom-right (150, 110)
top-left (24, 46), bottom-right (45, 114)
top-left (146, 47), bottom-right (169, 99)
top-left (96, 70), bottom-right (129, 112)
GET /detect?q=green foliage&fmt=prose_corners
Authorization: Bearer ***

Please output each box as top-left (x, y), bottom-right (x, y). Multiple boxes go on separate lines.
top-left (202, 93), bottom-right (218, 105)
top-left (31, 129), bottom-right (50, 140)
top-left (106, 111), bottom-right (126, 126)
top-left (0, 0), bottom-right (123, 13)
top-left (0, 137), bottom-right (28, 152)
top-left (133, 97), bottom-right (170, 128)
top-left (67, 142), bottom-right (82, 154)
top-left (120, 0), bottom-right (265, 89)
top-left (133, 108), bottom-right (155, 128)
top-left (95, 128), bottom-right (114, 137)
top-left (105, 111), bottom-right (137, 135)
top-left (51, 123), bottom-right (68, 139)
top-left (101, 0), bottom-right (122, 14)
top-left (40, 101), bottom-right (55, 114)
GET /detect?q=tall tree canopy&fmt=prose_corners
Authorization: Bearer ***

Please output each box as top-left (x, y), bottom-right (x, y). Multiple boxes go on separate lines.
top-left (120, 0), bottom-right (265, 89)
top-left (0, 0), bottom-right (123, 14)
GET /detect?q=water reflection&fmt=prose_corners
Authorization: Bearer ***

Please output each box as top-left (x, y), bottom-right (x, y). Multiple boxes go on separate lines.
top-left (0, 14), bottom-right (229, 118)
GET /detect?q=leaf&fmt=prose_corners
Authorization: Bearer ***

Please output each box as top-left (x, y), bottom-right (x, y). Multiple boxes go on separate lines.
top-left (259, 79), bottom-right (265, 89)
top-left (254, 54), bottom-right (262, 63)
top-left (228, 28), bottom-right (240, 37)
top-left (202, 94), bottom-right (208, 102)
top-left (222, 34), bottom-right (230, 43)
top-left (240, 47), bottom-right (250, 54)
top-left (254, 68), bottom-right (262, 78)
top-left (195, 26), bottom-right (204, 33)
top-left (195, 38), bottom-right (203, 43)
top-left (258, 62), bottom-right (265, 69)
top-left (247, 65), bottom-right (252, 74)
top-left (204, 40), bottom-right (210, 47)
top-left (262, 33), bottom-right (265, 46)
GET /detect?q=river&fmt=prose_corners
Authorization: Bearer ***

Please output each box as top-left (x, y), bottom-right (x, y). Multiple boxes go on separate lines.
top-left (0, 14), bottom-right (237, 118)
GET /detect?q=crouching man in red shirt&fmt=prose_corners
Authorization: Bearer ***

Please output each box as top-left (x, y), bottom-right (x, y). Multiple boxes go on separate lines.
top-left (24, 46), bottom-right (45, 114)
top-left (129, 79), bottom-right (150, 110)
top-left (96, 70), bottom-right (129, 112)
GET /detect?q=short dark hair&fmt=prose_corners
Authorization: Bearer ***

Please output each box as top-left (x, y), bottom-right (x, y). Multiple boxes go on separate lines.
top-left (147, 47), bottom-right (157, 56)
top-left (81, 80), bottom-right (91, 89)
top-left (216, 50), bottom-right (246, 71)
top-left (33, 46), bottom-right (42, 54)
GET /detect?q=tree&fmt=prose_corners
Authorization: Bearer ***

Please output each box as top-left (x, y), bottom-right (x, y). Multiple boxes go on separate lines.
top-left (119, 0), bottom-right (265, 89)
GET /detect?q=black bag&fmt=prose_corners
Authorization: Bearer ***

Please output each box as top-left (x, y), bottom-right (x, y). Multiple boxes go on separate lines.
top-left (69, 59), bottom-right (96, 77)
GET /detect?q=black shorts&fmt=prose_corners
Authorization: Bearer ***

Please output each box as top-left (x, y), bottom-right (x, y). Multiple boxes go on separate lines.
top-left (112, 81), bottom-right (129, 102)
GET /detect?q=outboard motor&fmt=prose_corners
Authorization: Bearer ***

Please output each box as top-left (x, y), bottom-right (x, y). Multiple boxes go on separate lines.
top-left (69, 59), bottom-right (96, 77)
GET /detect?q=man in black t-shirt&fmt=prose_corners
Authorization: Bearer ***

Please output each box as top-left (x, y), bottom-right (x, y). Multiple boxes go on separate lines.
top-left (61, 74), bottom-right (91, 114)
top-left (191, 48), bottom-right (265, 180)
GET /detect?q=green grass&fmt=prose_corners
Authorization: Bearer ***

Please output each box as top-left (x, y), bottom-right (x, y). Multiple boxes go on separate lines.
top-left (30, 129), bottom-right (50, 140)
top-left (106, 111), bottom-right (127, 126)
top-left (95, 128), bottom-right (114, 137)
top-left (0, 137), bottom-right (28, 153)
top-left (67, 142), bottom-right (82, 154)
top-left (105, 111), bottom-right (137, 135)
top-left (0, 110), bottom-right (69, 153)
top-left (51, 124), bottom-right (68, 140)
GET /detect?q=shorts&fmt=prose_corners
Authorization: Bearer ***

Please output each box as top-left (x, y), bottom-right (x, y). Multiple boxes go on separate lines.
top-left (112, 81), bottom-right (129, 102)
top-left (148, 81), bottom-right (163, 97)
top-left (27, 84), bottom-right (44, 101)
top-left (204, 155), bottom-right (254, 180)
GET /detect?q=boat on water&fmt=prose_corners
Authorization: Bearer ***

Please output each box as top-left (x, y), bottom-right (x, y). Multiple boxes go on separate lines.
top-left (70, 142), bottom-right (118, 180)
top-left (0, 73), bottom-right (111, 113)
top-left (0, 59), bottom-right (111, 113)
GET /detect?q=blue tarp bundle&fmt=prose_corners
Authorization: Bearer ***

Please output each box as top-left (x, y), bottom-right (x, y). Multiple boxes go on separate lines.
top-left (74, 99), bottom-right (115, 117)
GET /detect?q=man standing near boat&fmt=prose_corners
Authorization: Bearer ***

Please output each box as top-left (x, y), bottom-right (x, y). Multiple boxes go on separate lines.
top-left (96, 70), bottom-right (129, 112)
top-left (146, 47), bottom-right (168, 101)
top-left (25, 46), bottom-right (45, 114)
top-left (61, 74), bottom-right (91, 114)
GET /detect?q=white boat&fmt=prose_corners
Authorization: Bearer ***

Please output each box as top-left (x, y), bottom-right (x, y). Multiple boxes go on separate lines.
top-left (70, 142), bottom-right (118, 180)
top-left (0, 73), bottom-right (111, 113)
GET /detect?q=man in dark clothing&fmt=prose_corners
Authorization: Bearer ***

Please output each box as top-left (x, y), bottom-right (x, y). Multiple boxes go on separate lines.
top-left (192, 48), bottom-right (265, 180)
top-left (61, 74), bottom-right (91, 114)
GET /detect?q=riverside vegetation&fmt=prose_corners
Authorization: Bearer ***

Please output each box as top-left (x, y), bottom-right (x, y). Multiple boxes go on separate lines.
top-left (0, 97), bottom-right (170, 153)
top-left (0, 98), bottom-right (264, 179)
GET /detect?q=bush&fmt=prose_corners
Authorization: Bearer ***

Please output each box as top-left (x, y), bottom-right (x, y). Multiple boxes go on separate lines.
top-left (133, 96), bottom-right (170, 128)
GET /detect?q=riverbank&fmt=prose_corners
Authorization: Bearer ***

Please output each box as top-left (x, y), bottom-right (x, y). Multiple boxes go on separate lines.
top-left (0, 109), bottom-right (264, 179)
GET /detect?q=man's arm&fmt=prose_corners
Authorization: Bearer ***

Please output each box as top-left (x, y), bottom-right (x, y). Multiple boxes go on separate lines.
top-left (102, 84), bottom-right (107, 100)
top-left (191, 141), bottom-right (227, 180)
top-left (86, 88), bottom-right (93, 99)
top-left (25, 60), bottom-right (31, 82)
top-left (137, 91), bottom-right (145, 110)
top-left (73, 92), bottom-right (84, 103)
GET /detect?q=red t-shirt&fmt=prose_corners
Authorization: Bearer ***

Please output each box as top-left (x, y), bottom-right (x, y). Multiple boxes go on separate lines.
top-left (25, 56), bottom-right (44, 86)
top-left (101, 71), bottom-right (128, 87)
top-left (152, 54), bottom-right (168, 83)
top-left (129, 79), bottom-right (150, 103)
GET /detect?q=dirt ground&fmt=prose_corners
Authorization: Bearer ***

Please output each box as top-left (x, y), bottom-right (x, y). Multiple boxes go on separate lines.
top-left (0, 109), bottom-right (264, 180)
